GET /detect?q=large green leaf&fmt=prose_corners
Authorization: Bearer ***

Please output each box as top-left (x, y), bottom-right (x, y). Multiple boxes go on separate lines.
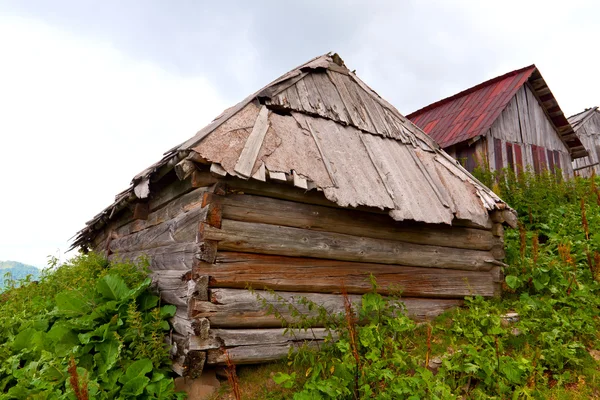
top-left (96, 275), bottom-right (130, 301)
top-left (55, 291), bottom-right (90, 315)
top-left (137, 293), bottom-right (159, 311)
top-left (121, 376), bottom-right (150, 396)
top-left (96, 339), bottom-right (122, 375)
top-left (13, 328), bottom-right (37, 351)
top-left (121, 359), bottom-right (153, 383)
top-left (159, 305), bottom-right (176, 319)
top-left (146, 378), bottom-right (175, 399)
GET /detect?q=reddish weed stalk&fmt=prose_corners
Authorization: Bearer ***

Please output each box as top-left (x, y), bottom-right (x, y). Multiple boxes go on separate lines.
top-left (519, 222), bottom-right (527, 273)
top-left (425, 324), bottom-right (432, 369)
top-left (581, 198), bottom-right (590, 241)
top-left (341, 286), bottom-right (360, 399)
top-left (224, 351), bottom-right (241, 400)
top-left (68, 356), bottom-right (88, 400)
top-left (559, 243), bottom-right (578, 295)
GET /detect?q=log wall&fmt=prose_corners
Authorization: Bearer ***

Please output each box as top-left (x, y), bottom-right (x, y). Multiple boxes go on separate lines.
top-left (96, 172), bottom-right (506, 374)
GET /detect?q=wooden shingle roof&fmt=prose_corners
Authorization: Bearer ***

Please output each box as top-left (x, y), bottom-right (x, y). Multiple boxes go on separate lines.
top-left (72, 53), bottom-right (513, 250)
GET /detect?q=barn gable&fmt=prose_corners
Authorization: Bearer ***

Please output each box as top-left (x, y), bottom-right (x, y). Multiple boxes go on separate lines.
top-left (570, 107), bottom-right (600, 177)
top-left (407, 65), bottom-right (587, 176)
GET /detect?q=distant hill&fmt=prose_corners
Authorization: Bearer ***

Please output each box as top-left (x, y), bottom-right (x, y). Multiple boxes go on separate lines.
top-left (0, 261), bottom-right (40, 290)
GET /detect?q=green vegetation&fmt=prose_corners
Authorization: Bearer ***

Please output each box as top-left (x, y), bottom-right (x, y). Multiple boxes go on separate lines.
top-left (0, 254), bottom-right (184, 399)
top-left (215, 169), bottom-right (600, 399)
top-left (0, 261), bottom-right (40, 291)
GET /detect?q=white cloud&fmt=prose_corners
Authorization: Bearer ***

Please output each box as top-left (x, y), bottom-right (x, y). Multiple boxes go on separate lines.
top-left (0, 16), bottom-right (228, 267)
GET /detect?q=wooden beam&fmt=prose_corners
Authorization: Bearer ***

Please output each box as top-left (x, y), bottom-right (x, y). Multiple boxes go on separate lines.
top-left (189, 328), bottom-right (331, 351)
top-left (109, 242), bottom-right (200, 271)
top-left (109, 205), bottom-right (206, 254)
top-left (199, 219), bottom-right (497, 271)
top-left (206, 342), bottom-right (318, 365)
top-left (191, 288), bottom-right (463, 328)
top-left (116, 186), bottom-right (210, 238)
top-left (201, 193), bottom-right (223, 229)
top-left (132, 202), bottom-right (149, 221)
top-left (191, 170), bottom-right (218, 188)
top-left (234, 106), bottom-right (270, 178)
top-left (200, 252), bottom-right (500, 298)
top-left (218, 193), bottom-right (497, 251)
top-left (174, 159), bottom-right (198, 181)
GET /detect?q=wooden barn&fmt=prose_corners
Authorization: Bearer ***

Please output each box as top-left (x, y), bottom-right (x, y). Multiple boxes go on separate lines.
top-left (407, 66), bottom-right (587, 178)
top-left (72, 53), bottom-right (516, 377)
top-left (569, 107), bottom-right (600, 177)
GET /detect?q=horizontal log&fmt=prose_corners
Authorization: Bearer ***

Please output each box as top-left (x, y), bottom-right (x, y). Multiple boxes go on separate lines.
top-left (224, 177), bottom-right (493, 230)
top-left (203, 252), bottom-right (500, 298)
top-left (109, 242), bottom-right (199, 271)
top-left (189, 328), bottom-right (331, 351)
top-left (148, 172), bottom-right (196, 212)
top-left (206, 342), bottom-right (321, 365)
top-left (116, 186), bottom-right (210, 237)
top-left (190, 288), bottom-right (463, 327)
top-left (216, 193), bottom-right (496, 251)
top-left (200, 220), bottom-right (498, 271)
top-left (110, 205), bottom-right (205, 253)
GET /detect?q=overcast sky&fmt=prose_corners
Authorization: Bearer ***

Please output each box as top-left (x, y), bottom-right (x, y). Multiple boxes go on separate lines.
top-left (1, 0), bottom-right (599, 268)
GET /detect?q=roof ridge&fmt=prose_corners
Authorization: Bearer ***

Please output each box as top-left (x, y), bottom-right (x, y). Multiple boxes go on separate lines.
top-left (407, 64), bottom-right (536, 119)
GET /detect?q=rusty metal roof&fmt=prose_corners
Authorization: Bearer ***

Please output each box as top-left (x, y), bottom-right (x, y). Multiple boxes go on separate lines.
top-left (408, 66), bottom-right (587, 159)
top-left (72, 53), bottom-right (513, 250)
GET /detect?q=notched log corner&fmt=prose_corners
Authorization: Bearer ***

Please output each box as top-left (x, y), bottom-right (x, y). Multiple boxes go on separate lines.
top-left (195, 239), bottom-right (219, 264)
top-left (183, 350), bottom-right (206, 379)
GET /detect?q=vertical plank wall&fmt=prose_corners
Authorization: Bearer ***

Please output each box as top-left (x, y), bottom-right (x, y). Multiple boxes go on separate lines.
top-left (485, 85), bottom-right (574, 178)
top-left (572, 111), bottom-right (600, 177)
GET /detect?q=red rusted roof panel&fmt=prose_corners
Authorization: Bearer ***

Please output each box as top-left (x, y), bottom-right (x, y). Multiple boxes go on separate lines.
top-left (407, 66), bottom-right (536, 148)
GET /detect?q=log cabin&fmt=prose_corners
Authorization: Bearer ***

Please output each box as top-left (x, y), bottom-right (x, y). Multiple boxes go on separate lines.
top-left (569, 107), bottom-right (600, 177)
top-left (72, 53), bottom-right (516, 377)
top-left (407, 66), bottom-right (587, 179)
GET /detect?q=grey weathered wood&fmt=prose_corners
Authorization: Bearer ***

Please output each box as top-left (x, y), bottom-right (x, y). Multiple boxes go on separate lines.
top-left (502, 210), bottom-right (518, 228)
top-left (201, 252), bottom-right (500, 298)
top-left (189, 328), bottom-right (331, 351)
top-left (218, 193), bottom-right (496, 251)
top-left (234, 106), bottom-right (270, 178)
top-left (267, 170), bottom-right (287, 182)
top-left (190, 288), bottom-right (463, 327)
top-left (148, 175), bottom-right (196, 213)
top-left (206, 342), bottom-right (321, 365)
top-left (200, 219), bottom-right (496, 271)
top-left (109, 242), bottom-right (199, 271)
top-left (251, 162), bottom-right (266, 182)
top-left (171, 310), bottom-right (210, 338)
top-left (292, 170), bottom-right (308, 190)
top-left (115, 186), bottom-right (210, 238)
top-left (306, 119), bottom-right (338, 186)
top-left (210, 163), bottom-right (228, 177)
top-left (492, 223), bottom-right (504, 237)
top-left (174, 159), bottom-right (198, 181)
top-left (110, 205), bottom-right (205, 253)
